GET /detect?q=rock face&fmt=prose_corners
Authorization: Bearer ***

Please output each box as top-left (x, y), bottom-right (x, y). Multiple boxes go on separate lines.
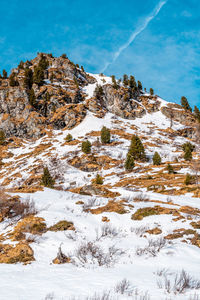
top-left (101, 85), bottom-right (146, 119)
top-left (161, 104), bottom-right (196, 125)
top-left (0, 53), bottom-right (95, 139)
top-left (0, 52), bottom-right (196, 139)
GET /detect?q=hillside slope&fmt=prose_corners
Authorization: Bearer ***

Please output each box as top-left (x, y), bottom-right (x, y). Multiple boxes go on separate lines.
top-left (0, 54), bottom-right (200, 300)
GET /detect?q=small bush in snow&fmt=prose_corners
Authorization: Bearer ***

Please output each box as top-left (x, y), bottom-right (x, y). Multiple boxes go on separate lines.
top-left (69, 241), bottom-right (124, 267)
top-left (114, 278), bottom-right (131, 294)
top-left (95, 174), bottom-right (103, 185)
top-left (82, 140), bottom-right (92, 154)
top-left (101, 126), bottom-right (111, 144)
top-left (65, 133), bottom-right (73, 142)
top-left (157, 269), bottom-right (200, 294)
top-left (135, 238), bottom-right (167, 257)
top-left (41, 167), bottom-right (55, 188)
top-left (153, 152), bottom-right (161, 165)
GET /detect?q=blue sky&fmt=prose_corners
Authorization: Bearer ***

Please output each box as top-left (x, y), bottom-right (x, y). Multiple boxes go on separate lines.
top-left (1, 0), bottom-right (200, 107)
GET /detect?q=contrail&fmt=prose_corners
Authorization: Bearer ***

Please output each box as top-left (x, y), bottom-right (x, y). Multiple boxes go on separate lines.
top-left (101, 0), bottom-right (167, 73)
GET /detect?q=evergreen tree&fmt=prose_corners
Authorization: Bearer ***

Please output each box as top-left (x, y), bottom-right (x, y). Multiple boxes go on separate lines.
top-left (167, 163), bottom-right (174, 174)
top-left (24, 67), bottom-right (33, 89)
top-left (184, 173), bottom-right (193, 185)
top-left (61, 54), bottom-right (67, 58)
top-left (125, 153), bottom-right (135, 171)
top-left (101, 126), bottom-right (111, 144)
top-left (82, 140), bottom-right (91, 154)
top-left (0, 130), bottom-right (5, 145)
top-left (41, 167), bottom-right (55, 188)
top-left (137, 80), bottom-right (142, 90)
top-left (2, 69), bottom-right (7, 79)
top-left (181, 96), bottom-right (192, 111)
top-left (33, 66), bottom-right (44, 86)
top-left (95, 174), bottom-right (103, 185)
top-left (184, 147), bottom-right (192, 161)
top-left (38, 54), bottom-right (49, 70)
top-left (18, 61), bottom-right (24, 69)
top-left (123, 74), bottom-right (129, 87)
top-left (194, 106), bottom-right (200, 122)
top-left (43, 92), bottom-right (50, 117)
top-left (129, 75), bottom-right (136, 89)
top-left (150, 88), bottom-right (154, 95)
top-left (65, 133), bottom-right (73, 142)
top-left (111, 75), bottom-right (119, 89)
top-left (81, 66), bottom-right (85, 72)
top-left (9, 73), bottom-right (19, 87)
top-left (153, 152), bottom-right (161, 165)
top-left (182, 142), bottom-right (195, 153)
top-left (73, 76), bottom-right (79, 89)
top-left (28, 88), bottom-right (36, 107)
top-left (73, 89), bottom-right (83, 103)
top-left (94, 85), bottom-right (104, 100)
top-left (128, 135), bottom-right (146, 161)
top-left (182, 142), bottom-right (194, 161)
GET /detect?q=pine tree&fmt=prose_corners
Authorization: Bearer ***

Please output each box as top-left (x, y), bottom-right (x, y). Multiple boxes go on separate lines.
top-left (128, 135), bottom-right (146, 161)
top-left (95, 174), bottom-right (103, 185)
top-left (28, 88), bottom-right (36, 107)
top-left (184, 173), bottom-right (193, 185)
top-left (184, 147), bottom-right (192, 161)
top-left (9, 73), bottom-right (19, 87)
top-left (24, 67), bottom-right (33, 89)
top-left (65, 133), bottom-right (72, 142)
top-left (2, 69), bottom-right (7, 79)
top-left (167, 163), bottom-right (174, 174)
top-left (182, 142), bottom-right (194, 161)
top-left (101, 126), bottom-right (110, 144)
top-left (129, 75), bottom-right (136, 89)
top-left (18, 61), bottom-right (24, 69)
top-left (33, 66), bottom-right (44, 86)
top-left (94, 85), bottom-right (104, 100)
top-left (43, 92), bottom-right (50, 117)
top-left (82, 140), bottom-right (91, 154)
top-left (153, 152), bottom-right (161, 165)
top-left (73, 89), bottom-right (83, 103)
top-left (111, 75), bottom-right (119, 90)
top-left (137, 80), bottom-right (142, 90)
top-left (182, 142), bottom-right (195, 153)
top-left (125, 153), bottom-right (135, 171)
top-left (194, 106), bottom-right (200, 122)
top-left (123, 74), bottom-right (129, 87)
top-left (0, 130), bottom-right (5, 145)
top-left (150, 88), bottom-right (154, 95)
top-left (181, 96), bottom-right (192, 111)
top-left (41, 167), bottom-right (55, 188)
top-left (38, 54), bottom-right (49, 70)
top-left (61, 54), bottom-right (67, 58)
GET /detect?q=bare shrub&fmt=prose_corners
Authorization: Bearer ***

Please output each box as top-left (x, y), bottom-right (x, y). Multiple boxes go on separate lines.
top-left (83, 198), bottom-right (101, 211)
top-left (114, 278), bottom-right (131, 294)
top-left (69, 241), bottom-right (124, 267)
top-left (136, 238), bottom-right (167, 257)
top-left (131, 225), bottom-right (149, 237)
top-left (44, 293), bottom-right (55, 300)
top-left (95, 224), bottom-right (119, 241)
top-left (134, 193), bottom-right (150, 202)
top-left (157, 270), bottom-right (200, 294)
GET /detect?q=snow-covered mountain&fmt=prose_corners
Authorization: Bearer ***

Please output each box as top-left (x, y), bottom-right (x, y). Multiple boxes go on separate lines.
top-left (0, 53), bottom-right (200, 300)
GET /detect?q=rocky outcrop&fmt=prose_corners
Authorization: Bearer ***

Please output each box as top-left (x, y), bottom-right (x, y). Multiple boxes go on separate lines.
top-left (101, 85), bottom-right (145, 119)
top-left (161, 104), bottom-right (196, 125)
top-left (0, 53), bottom-right (94, 138)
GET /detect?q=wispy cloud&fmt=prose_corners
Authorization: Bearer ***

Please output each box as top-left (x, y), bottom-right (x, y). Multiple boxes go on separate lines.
top-left (101, 0), bottom-right (167, 73)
